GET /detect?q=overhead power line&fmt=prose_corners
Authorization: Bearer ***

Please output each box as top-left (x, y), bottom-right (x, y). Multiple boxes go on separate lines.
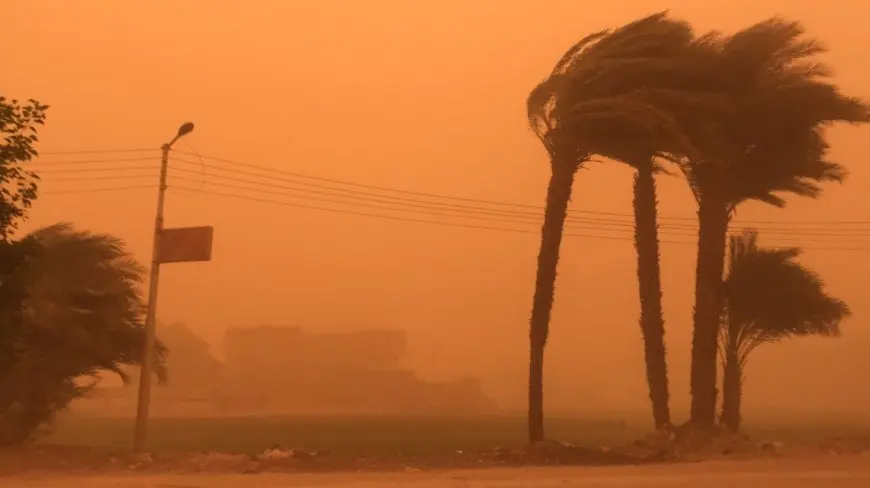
top-left (37, 148), bottom-right (158, 156)
top-left (41, 185), bottom-right (156, 195)
top-left (32, 148), bottom-right (870, 226)
top-left (168, 151), bottom-right (870, 227)
top-left (31, 147), bottom-right (870, 249)
top-left (33, 164), bottom-right (158, 175)
top-left (166, 160), bottom-right (870, 236)
top-left (166, 172), bottom-right (870, 243)
top-left (32, 157), bottom-right (159, 166)
top-left (169, 184), bottom-right (696, 245)
top-left (168, 184), bottom-right (870, 251)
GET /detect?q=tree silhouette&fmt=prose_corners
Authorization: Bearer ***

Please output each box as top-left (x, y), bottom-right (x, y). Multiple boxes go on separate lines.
top-left (678, 19), bottom-right (870, 428)
top-left (525, 12), bottom-right (720, 440)
top-left (0, 223), bottom-right (166, 445)
top-left (0, 97), bottom-right (46, 240)
top-left (719, 230), bottom-right (849, 431)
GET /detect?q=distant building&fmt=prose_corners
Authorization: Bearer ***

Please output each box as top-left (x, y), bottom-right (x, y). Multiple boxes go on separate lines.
top-left (218, 326), bottom-right (495, 414)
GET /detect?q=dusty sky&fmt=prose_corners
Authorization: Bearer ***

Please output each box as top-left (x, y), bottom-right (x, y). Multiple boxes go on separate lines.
top-left (6, 0), bottom-right (870, 419)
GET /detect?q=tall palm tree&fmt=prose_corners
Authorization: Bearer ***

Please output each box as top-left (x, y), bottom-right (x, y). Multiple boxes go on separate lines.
top-left (680, 19), bottom-right (870, 428)
top-left (525, 12), bottom-right (716, 440)
top-left (0, 223), bottom-right (166, 445)
top-left (720, 230), bottom-right (849, 431)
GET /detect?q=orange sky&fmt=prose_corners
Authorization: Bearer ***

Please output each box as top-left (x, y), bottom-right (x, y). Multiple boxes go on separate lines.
top-left (6, 0), bottom-right (870, 420)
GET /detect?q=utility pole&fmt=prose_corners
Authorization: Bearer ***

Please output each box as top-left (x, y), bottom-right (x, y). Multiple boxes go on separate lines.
top-left (133, 122), bottom-right (195, 453)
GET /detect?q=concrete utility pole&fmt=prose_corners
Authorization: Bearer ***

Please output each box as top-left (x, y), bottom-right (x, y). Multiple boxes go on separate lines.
top-left (133, 122), bottom-right (195, 453)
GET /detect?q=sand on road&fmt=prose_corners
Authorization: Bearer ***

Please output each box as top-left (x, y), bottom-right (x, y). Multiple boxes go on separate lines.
top-left (7, 456), bottom-right (870, 488)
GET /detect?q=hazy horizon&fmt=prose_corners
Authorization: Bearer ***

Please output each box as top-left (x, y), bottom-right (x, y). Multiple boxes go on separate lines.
top-left (7, 0), bottom-right (870, 421)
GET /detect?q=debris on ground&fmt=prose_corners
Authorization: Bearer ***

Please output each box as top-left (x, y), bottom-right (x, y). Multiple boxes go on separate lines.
top-left (480, 439), bottom-right (640, 466)
top-left (2, 430), bottom-right (870, 475)
top-left (257, 445), bottom-right (295, 460)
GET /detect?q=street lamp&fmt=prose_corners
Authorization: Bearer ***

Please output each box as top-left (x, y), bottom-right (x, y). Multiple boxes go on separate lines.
top-left (133, 122), bottom-right (194, 453)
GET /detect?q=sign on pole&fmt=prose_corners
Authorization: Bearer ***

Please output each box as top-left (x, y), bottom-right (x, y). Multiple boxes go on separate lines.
top-left (157, 226), bottom-right (214, 264)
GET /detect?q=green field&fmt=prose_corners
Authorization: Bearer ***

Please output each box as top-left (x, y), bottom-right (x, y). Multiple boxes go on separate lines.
top-left (41, 415), bottom-right (641, 455)
top-left (40, 415), bottom-right (870, 455)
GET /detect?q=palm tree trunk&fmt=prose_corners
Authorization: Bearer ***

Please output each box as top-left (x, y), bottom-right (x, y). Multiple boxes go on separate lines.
top-left (689, 196), bottom-right (729, 428)
top-left (721, 340), bottom-right (742, 432)
top-left (631, 160), bottom-right (670, 430)
top-left (528, 163), bottom-right (575, 443)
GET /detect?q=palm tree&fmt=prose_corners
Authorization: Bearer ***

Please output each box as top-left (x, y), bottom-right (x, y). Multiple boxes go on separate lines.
top-left (720, 230), bottom-right (849, 431)
top-left (525, 12), bottom-right (718, 440)
top-left (0, 223), bottom-right (166, 445)
top-left (680, 19), bottom-right (870, 428)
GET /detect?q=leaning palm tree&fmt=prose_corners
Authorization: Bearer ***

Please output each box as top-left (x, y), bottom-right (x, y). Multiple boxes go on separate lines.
top-left (550, 14), bottom-right (729, 432)
top-left (680, 19), bottom-right (870, 428)
top-left (720, 230), bottom-right (849, 431)
top-left (525, 12), bottom-right (718, 440)
top-left (0, 223), bottom-right (166, 445)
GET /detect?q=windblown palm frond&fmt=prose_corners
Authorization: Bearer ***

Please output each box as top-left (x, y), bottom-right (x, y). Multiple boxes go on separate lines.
top-left (17, 222), bottom-right (167, 383)
top-left (683, 17), bottom-right (870, 206)
top-left (532, 12), bottom-right (731, 171)
top-left (723, 229), bottom-right (849, 361)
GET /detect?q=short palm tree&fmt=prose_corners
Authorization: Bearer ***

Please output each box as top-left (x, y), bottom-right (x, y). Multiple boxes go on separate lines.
top-left (680, 19), bottom-right (870, 428)
top-left (525, 12), bottom-right (718, 440)
top-left (0, 223), bottom-right (166, 445)
top-left (720, 230), bottom-right (849, 431)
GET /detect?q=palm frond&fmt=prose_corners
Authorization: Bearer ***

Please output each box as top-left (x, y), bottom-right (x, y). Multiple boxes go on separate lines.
top-left (685, 17), bottom-right (870, 207)
top-left (723, 229), bottom-right (850, 352)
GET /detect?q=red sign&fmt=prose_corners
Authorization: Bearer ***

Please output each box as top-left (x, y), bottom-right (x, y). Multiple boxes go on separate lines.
top-left (157, 226), bottom-right (214, 264)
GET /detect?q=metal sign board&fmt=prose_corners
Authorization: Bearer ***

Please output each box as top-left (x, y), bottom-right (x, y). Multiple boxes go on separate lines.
top-left (157, 226), bottom-right (214, 264)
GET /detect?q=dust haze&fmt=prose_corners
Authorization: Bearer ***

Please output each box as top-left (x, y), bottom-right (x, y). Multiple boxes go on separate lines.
top-left (6, 0), bottom-right (870, 426)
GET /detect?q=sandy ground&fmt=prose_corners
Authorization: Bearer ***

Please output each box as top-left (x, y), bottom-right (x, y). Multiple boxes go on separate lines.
top-left (7, 456), bottom-right (870, 488)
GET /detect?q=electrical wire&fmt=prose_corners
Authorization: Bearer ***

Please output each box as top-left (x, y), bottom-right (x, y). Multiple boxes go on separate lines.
top-left (37, 174), bottom-right (158, 182)
top-left (32, 157), bottom-right (159, 166)
top-left (41, 185), bottom-right (156, 195)
top-left (168, 184), bottom-right (870, 251)
top-left (33, 165), bottom-right (158, 174)
top-left (37, 148), bottom-right (158, 156)
top-left (31, 147), bottom-right (870, 249)
top-left (170, 150), bottom-right (870, 227)
top-left (32, 148), bottom-right (870, 227)
top-left (166, 160), bottom-right (870, 240)
top-left (170, 184), bottom-right (698, 245)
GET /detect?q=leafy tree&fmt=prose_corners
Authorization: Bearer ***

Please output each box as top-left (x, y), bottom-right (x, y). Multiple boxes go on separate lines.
top-left (719, 230), bottom-right (849, 431)
top-left (0, 97), bottom-right (48, 391)
top-left (0, 223), bottom-right (166, 445)
top-left (679, 19), bottom-right (870, 428)
top-left (525, 13), bottom-right (719, 440)
top-left (0, 97), bottom-right (47, 240)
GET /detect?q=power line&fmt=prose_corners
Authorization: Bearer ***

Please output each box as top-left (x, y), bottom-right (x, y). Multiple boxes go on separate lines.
top-left (37, 148), bottom-right (158, 156)
top-left (166, 161), bottom-right (870, 239)
top-left (32, 149), bottom-right (870, 227)
top-left (31, 148), bottom-right (870, 237)
top-left (38, 174), bottom-right (158, 182)
top-left (170, 151), bottom-right (870, 227)
top-left (41, 185), bottom-right (156, 195)
top-left (170, 184), bottom-right (698, 245)
top-left (33, 165), bottom-right (158, 174)
top-left (171, 152), bottom-right (703, 219)
top-left (32, 157), bottom-right (159, 166)
top-left (168, 183), bottom-right (870, 251)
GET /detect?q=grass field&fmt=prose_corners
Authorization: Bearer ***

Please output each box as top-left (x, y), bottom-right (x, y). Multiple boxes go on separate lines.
top-left (40, 415), bottom-right (642, 455)
top-left (38, 414), bottom-right (870, 455)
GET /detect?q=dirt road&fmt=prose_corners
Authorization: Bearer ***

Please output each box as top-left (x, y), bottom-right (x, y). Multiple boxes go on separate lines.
top-left (7, 456), bottom-right (870, 487)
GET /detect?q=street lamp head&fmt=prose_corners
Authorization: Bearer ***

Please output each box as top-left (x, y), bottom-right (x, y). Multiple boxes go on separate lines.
top-left (177, 122), bottom-right (195, 138)
top-left (166, 122), bottom-right (195, 148)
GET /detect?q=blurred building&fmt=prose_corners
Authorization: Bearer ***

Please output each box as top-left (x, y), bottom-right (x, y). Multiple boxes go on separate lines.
top-left (218, 326), bottom-right (495, 414)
